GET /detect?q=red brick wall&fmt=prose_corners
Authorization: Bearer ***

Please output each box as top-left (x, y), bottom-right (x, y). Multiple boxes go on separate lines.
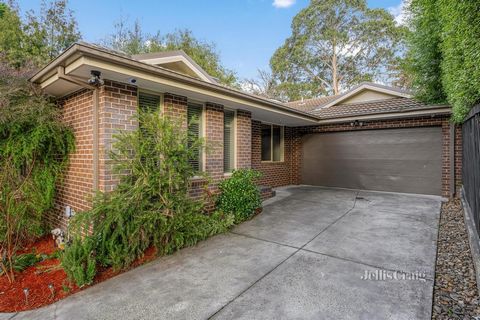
top-left (50, 89), bottom-right (94, 230)
top-left (236, 110), bottom-right (252, 169)
top-left (205, 103), bottom-right (224, 184)
top-left (164, 93), bottom-right (187, 127)
top-left (53, 84), bottom-right (256, 229)
top-left (98, 80), bottom-right (138, 193)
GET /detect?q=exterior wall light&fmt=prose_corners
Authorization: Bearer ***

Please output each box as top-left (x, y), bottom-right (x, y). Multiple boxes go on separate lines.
top-left (350, 120), bottom-right (365, 127)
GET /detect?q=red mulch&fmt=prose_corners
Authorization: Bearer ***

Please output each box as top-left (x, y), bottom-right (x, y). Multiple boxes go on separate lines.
top-left (0, 237), bottom-right (158, 312)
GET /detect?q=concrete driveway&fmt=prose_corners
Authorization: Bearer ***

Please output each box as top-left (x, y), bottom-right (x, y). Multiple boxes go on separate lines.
top-left (1, 186), bottom-right (442, 320)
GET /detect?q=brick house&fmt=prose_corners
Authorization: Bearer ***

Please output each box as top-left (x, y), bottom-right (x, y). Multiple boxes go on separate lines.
top-left (30, 42), bottom-right (462, 230)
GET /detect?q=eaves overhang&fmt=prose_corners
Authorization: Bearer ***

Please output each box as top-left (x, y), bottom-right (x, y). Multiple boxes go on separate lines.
top-left (30, 43), bottom-right (320, 126)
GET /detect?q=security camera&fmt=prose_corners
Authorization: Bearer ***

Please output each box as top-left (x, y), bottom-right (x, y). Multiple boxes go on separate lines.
top-left (128, 78), bottom-right (137, 84)
top-left (87, 70), bottom-right (104, 86)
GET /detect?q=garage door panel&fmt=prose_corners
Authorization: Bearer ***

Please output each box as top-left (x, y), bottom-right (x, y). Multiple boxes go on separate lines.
top-left (305, 159), bottom-right (441, 177)
top-left (303, 173), bottom-right (440, 195)
top-left (301, 127), bottom-right (442, 195)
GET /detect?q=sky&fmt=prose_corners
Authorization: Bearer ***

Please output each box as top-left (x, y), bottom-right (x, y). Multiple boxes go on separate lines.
top-left (16, 0), bottom-right (405, 81)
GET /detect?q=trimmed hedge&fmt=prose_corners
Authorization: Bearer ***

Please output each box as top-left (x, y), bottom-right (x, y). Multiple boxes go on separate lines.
top-left (406, 0), bottom-right (480, 122)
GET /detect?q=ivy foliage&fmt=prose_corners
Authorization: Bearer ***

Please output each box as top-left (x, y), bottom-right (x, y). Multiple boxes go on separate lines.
top-left (0, 67), bottom-right (75, 282)
top-left (217, 169), bottom-right (262, 224)
top-left (405, 0), bottom-right (480, 122)
top-left (64, 111), bottom-right (234, 280)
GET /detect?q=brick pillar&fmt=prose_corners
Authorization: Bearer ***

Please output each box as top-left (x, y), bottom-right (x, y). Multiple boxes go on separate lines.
top-left (205, 103), bottom-right (224, 186)
top-left (98, 80), bottom-right (138, 193)
top-left (236, 110), bottom-right (251, 169)
top-left (51, 89), bottom-right (94, 230)
top-left (291, 128), bottom-right (302, 185)
top-left (163, 93), bottom-right (188, 129)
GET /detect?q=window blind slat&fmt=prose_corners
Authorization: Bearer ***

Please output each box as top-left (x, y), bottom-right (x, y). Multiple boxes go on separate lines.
top-left (187, 104), bottom-right (203, 171)
top-left (139, 93), bottom-right (160, 112)
top-left (224, 110), bottom-right (235, 172)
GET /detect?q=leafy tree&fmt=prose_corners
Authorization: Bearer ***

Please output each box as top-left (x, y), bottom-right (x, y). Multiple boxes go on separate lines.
top-left (25, 0), bottom-right (81, 60)
top-left (103, 18), bottom-right (238, 87)
top-left (404, 0), bottom-right (446, 104)
top-left (0, 2), bottom-right (29, 68)
top-left (0, 63), bottom-right (75, 282)
top-left (0, 0), bottom-right (80, 69)
top-left (270, 0), bottom-right (406, 101)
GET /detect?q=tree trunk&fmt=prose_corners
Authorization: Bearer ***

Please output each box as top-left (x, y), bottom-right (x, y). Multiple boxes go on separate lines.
top-left (332, 39), bottom-right (339, 95)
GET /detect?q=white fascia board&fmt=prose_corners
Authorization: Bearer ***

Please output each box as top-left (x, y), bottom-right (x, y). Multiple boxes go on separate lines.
top-left (314, 84), bottom-right (413, 111)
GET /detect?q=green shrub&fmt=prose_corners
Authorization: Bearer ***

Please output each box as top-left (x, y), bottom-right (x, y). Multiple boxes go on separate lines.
top-left (61, 237), bottom-right (96, 287)
top-left (0, 66), bottom-right (74, 282)
top-left (69, 111), bottom-right (233, 272)
top-left (217, 169), bottom-right (262, 223)
top-left (161, 210), bottom-right (235, 255)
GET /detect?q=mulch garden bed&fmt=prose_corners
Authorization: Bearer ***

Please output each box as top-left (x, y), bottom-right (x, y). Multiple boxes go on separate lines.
top-left (0, 237), bottom-right (158, 313)
top-left (433, 199), bottom-right (480, 319)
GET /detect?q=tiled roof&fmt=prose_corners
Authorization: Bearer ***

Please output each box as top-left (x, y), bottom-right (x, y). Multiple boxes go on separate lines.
top-left (285, 82), bottom-right (428, 119)
top-left (285, 95), bottom-right (341, 112)
top-left (311, 98), bottom-right (439, 119)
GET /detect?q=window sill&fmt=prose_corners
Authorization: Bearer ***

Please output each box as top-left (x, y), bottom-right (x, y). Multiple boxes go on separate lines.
top-left (223, 172), bottom-right (233, 177)
top-left (261, 161), bottom-right (285, 164)
top-left (191, 175), bottom-right (207, 182)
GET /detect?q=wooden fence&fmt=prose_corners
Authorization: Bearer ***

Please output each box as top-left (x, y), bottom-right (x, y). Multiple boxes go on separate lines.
top-left (462, 104), bottom-right (480, 233)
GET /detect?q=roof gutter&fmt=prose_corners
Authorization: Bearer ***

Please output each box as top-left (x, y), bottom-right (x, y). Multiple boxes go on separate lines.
top-left (30, 43), bottom-right (320, 123)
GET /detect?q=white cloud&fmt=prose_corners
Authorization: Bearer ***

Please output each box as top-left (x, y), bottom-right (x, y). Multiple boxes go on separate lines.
top-left (272, 0), bottom-right (296, 9)
top-left (388, 0), bottom-right (410, 26)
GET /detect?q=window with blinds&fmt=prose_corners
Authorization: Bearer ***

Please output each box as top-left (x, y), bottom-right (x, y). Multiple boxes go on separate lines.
top-left (138, 92), bottom-right (161, 143)
top-left (138, 92), bottom-right (160, 112)
top-left (261, 124), bottom-right (284, 162)
top-left (224, 110), bottom-right (235, 172)
top-left (187, 103), bottom-right (203, 171)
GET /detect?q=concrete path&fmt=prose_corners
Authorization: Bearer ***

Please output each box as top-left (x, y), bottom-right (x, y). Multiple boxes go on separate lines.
top-left (1, 186), bottom-right (442, 320)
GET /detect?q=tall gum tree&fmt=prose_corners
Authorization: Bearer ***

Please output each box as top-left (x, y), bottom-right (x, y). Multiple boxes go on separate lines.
top-left (270, 0), bottom-right (406, 101)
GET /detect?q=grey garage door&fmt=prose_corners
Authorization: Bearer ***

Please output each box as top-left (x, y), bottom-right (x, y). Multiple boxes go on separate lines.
top-left (301, 127), bottom-right (443, 195)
